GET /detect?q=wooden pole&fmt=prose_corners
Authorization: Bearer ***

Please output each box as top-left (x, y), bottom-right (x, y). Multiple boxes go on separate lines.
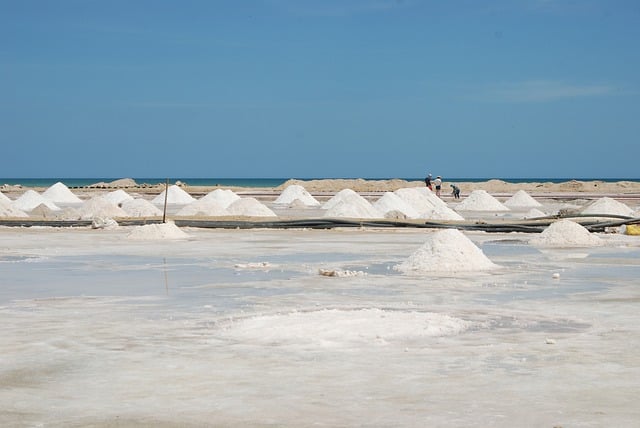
top-left (162, 178), bottom-right (169, 223)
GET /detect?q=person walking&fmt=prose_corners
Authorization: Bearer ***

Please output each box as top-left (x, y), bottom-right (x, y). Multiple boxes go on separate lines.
top-left (434, 176), bottom-right (442, 197)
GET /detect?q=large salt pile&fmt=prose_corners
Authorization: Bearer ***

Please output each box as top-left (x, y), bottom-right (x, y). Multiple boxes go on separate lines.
top-left (14, 190), bottom-right (60, 212)
top-left (126, 221), bottom-right (191, 240)
top-left (77, 196), bottom-right (128, 220)
top-left (373, 192), bottom-right (420, 219)
top-left (274, 184), bottom-right (320, 206)
top-left (455, 190), bottom-right (510, 211)
top-left (103, 189), bottom-right (134, 205)
top-left (42, 182), bottom-right (83, 204)
top-left (151, 185), bottom-right (196, 205)
top-left (394, 188), bottom-right (437, 213)
top-left (530, 219), bottom-right (602, 247)
top-left (199, 189), bottom-right (240, 208)
top-left (504, 190), bottom-right (542, 209)
top-left (120, 199), bottom-right (163, 217)
top-left (323, 189), bottom-right (382, 219)
top-left (393, 188), bottom-right (463, 221)
top-left (226, 198), bottom-right (277, 217)
top-left (580, 197), bottom-right (635, 217)
top-left (0, 199), bottom-right (29, 218)
top-left (176, 199), bottom-right (229, 217)
top-left (394, 229), bottom-right (499, 273)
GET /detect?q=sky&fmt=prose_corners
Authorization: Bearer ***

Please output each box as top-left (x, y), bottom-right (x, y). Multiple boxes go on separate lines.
top-left (1, 0), bottom-right (639, 179)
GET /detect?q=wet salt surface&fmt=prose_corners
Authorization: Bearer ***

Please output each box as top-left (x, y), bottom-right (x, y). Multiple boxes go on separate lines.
top-left (1, 226), bottom-right (640, 427)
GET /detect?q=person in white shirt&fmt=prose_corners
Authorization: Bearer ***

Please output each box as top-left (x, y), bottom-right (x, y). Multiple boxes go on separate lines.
top-left (434, 176), bottom-right (442, 197)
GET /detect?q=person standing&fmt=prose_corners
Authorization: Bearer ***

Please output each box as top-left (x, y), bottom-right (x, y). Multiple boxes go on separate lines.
top-left (434, 176), bottom-right (442, 197)
top-left (425, 173), bottom-right (433, 190)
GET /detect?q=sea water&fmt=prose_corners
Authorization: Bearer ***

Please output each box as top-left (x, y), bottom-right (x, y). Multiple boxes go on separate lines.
top-left (1, 226), bottom-right (639, 426)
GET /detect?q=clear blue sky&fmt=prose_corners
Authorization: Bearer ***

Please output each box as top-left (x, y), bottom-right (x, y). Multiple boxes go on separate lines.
top-left (2, 0), bottom-right (639, 179)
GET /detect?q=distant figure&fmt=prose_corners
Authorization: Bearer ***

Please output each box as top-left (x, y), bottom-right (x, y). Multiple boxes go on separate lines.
top-left (434, 176), bottom-right (442, 197)
top-left (450, 183), bottom-right (460, 199)
top-left (425, 173), bottom-right (433, 190)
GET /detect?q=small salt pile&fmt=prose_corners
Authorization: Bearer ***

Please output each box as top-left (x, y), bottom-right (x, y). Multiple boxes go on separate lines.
top-left (77, 196), bottom-right (128, 220)
top-left (0, 199), bottom-right (29, 218)
top-left (120, 199), bottom-right (163, 217)
top-left (523, 208), bottom-right (547, 219)
top-left (455, 190), bottom-right (510, 211)
top-left (373, 192), bottom-right (420, 219)
top-left (14, 190), bottom-right (60, 212)
top-left (323, 189), bottom-right (365, 210)
top-left (274, 184), bottom-right (320, 206)
top-left (126, 221), bottom-right (191, 240)
top-left (199, 189), bottom-right (240, 208)
top-left (322, 189), bottom-right (382, 219)
top-left (504, 190), bottom-right (542, 209)
top-left (226, 197), bottom-right (277, 217)
top-left (29, 204), bottom-right (59, 219)
top-left (394, 229), bottom-right (499, 273)
top-left (530, 219), bottom-right (602, 247)
top-left (393, 188), bottom-right (463, 220)
top-left (151, 185), bottom-right (196, 205)
top-left (42, 182), bottom-right (82, 204)
top-left (53, 207), bottom-right (81, 221)
top-left (103, 189), bottom-right (134, 205)
top-left (176, 199), bottom-right (229, 217)
top-left (581, 197), bottom-right (635, 217)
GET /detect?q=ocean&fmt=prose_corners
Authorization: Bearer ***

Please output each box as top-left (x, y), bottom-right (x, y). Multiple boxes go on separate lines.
top-left (2, 177), bottom-right (639, 188)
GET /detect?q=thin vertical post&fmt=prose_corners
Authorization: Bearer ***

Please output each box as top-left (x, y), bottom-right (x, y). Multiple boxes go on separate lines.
top-left (162, 178), bottom-right (169, 223)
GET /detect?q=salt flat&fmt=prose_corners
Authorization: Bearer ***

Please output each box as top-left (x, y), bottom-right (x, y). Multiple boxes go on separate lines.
top-left (1, 224), bottom-right (639, 427)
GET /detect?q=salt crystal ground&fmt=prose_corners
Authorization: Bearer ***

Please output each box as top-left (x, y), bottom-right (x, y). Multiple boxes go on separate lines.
top-left (1, 222), bottom-right (640, 427)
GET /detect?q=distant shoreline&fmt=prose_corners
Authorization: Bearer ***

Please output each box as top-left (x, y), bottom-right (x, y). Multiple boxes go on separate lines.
top-left (1, 177), bottom-right (640, 189)
top-left (3, 178), bottom-right (640, 201)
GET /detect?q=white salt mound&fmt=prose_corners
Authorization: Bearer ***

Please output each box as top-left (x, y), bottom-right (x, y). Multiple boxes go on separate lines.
top-left (581, 197), bottom-right (635, 217)
top-left (103, 189), bottom-right (134, 205)
top-left (412, 187), bottom-right (450, 210)
top-left (523, 208), bottom-right (547, 219)
top-left (120, 199), bottom-right (163, 217)
top-left (373, 192), bottom-right (420, 219)
top-left (0, 199), bottom-right (29, 218)
top-left (323, 199), bottom-right (383, 219)
top-left (176, 199), bottom-right (229, 217)
top-left (152, 185), bottom-right (196, 205)
top-left (455, 190), bottom-right (510, 211)
top-left (14, 190), bottom-right (60, 212)
top-left (530, 219), bottom-right (602, 247)
top-left (394, 188), bottom-right (437, 213)
top-left (227, 198), bottom-right (277, 217)
top-left (274, 184), bottom-right (320, 206)
top-left (126, 221), bottom-right (191, 240)
top-left (323, 189), bottom-right (364, 210)
top-left (504, 190), bottom-right (542, 208)
top-left (217, 308), bottom-right (472, 346)
top-left (394, 229), bottom-right (499, 273)
top-left (0, 192), bottom-right (11, 203)
top-left (200, 189), bottom-right (240, 208)
top-left (392, 188), bottom-right (464, 220)
top-left (77, 196), bottom-right (128, 220)
top-left (42, 182), bottom-right (83, 204)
